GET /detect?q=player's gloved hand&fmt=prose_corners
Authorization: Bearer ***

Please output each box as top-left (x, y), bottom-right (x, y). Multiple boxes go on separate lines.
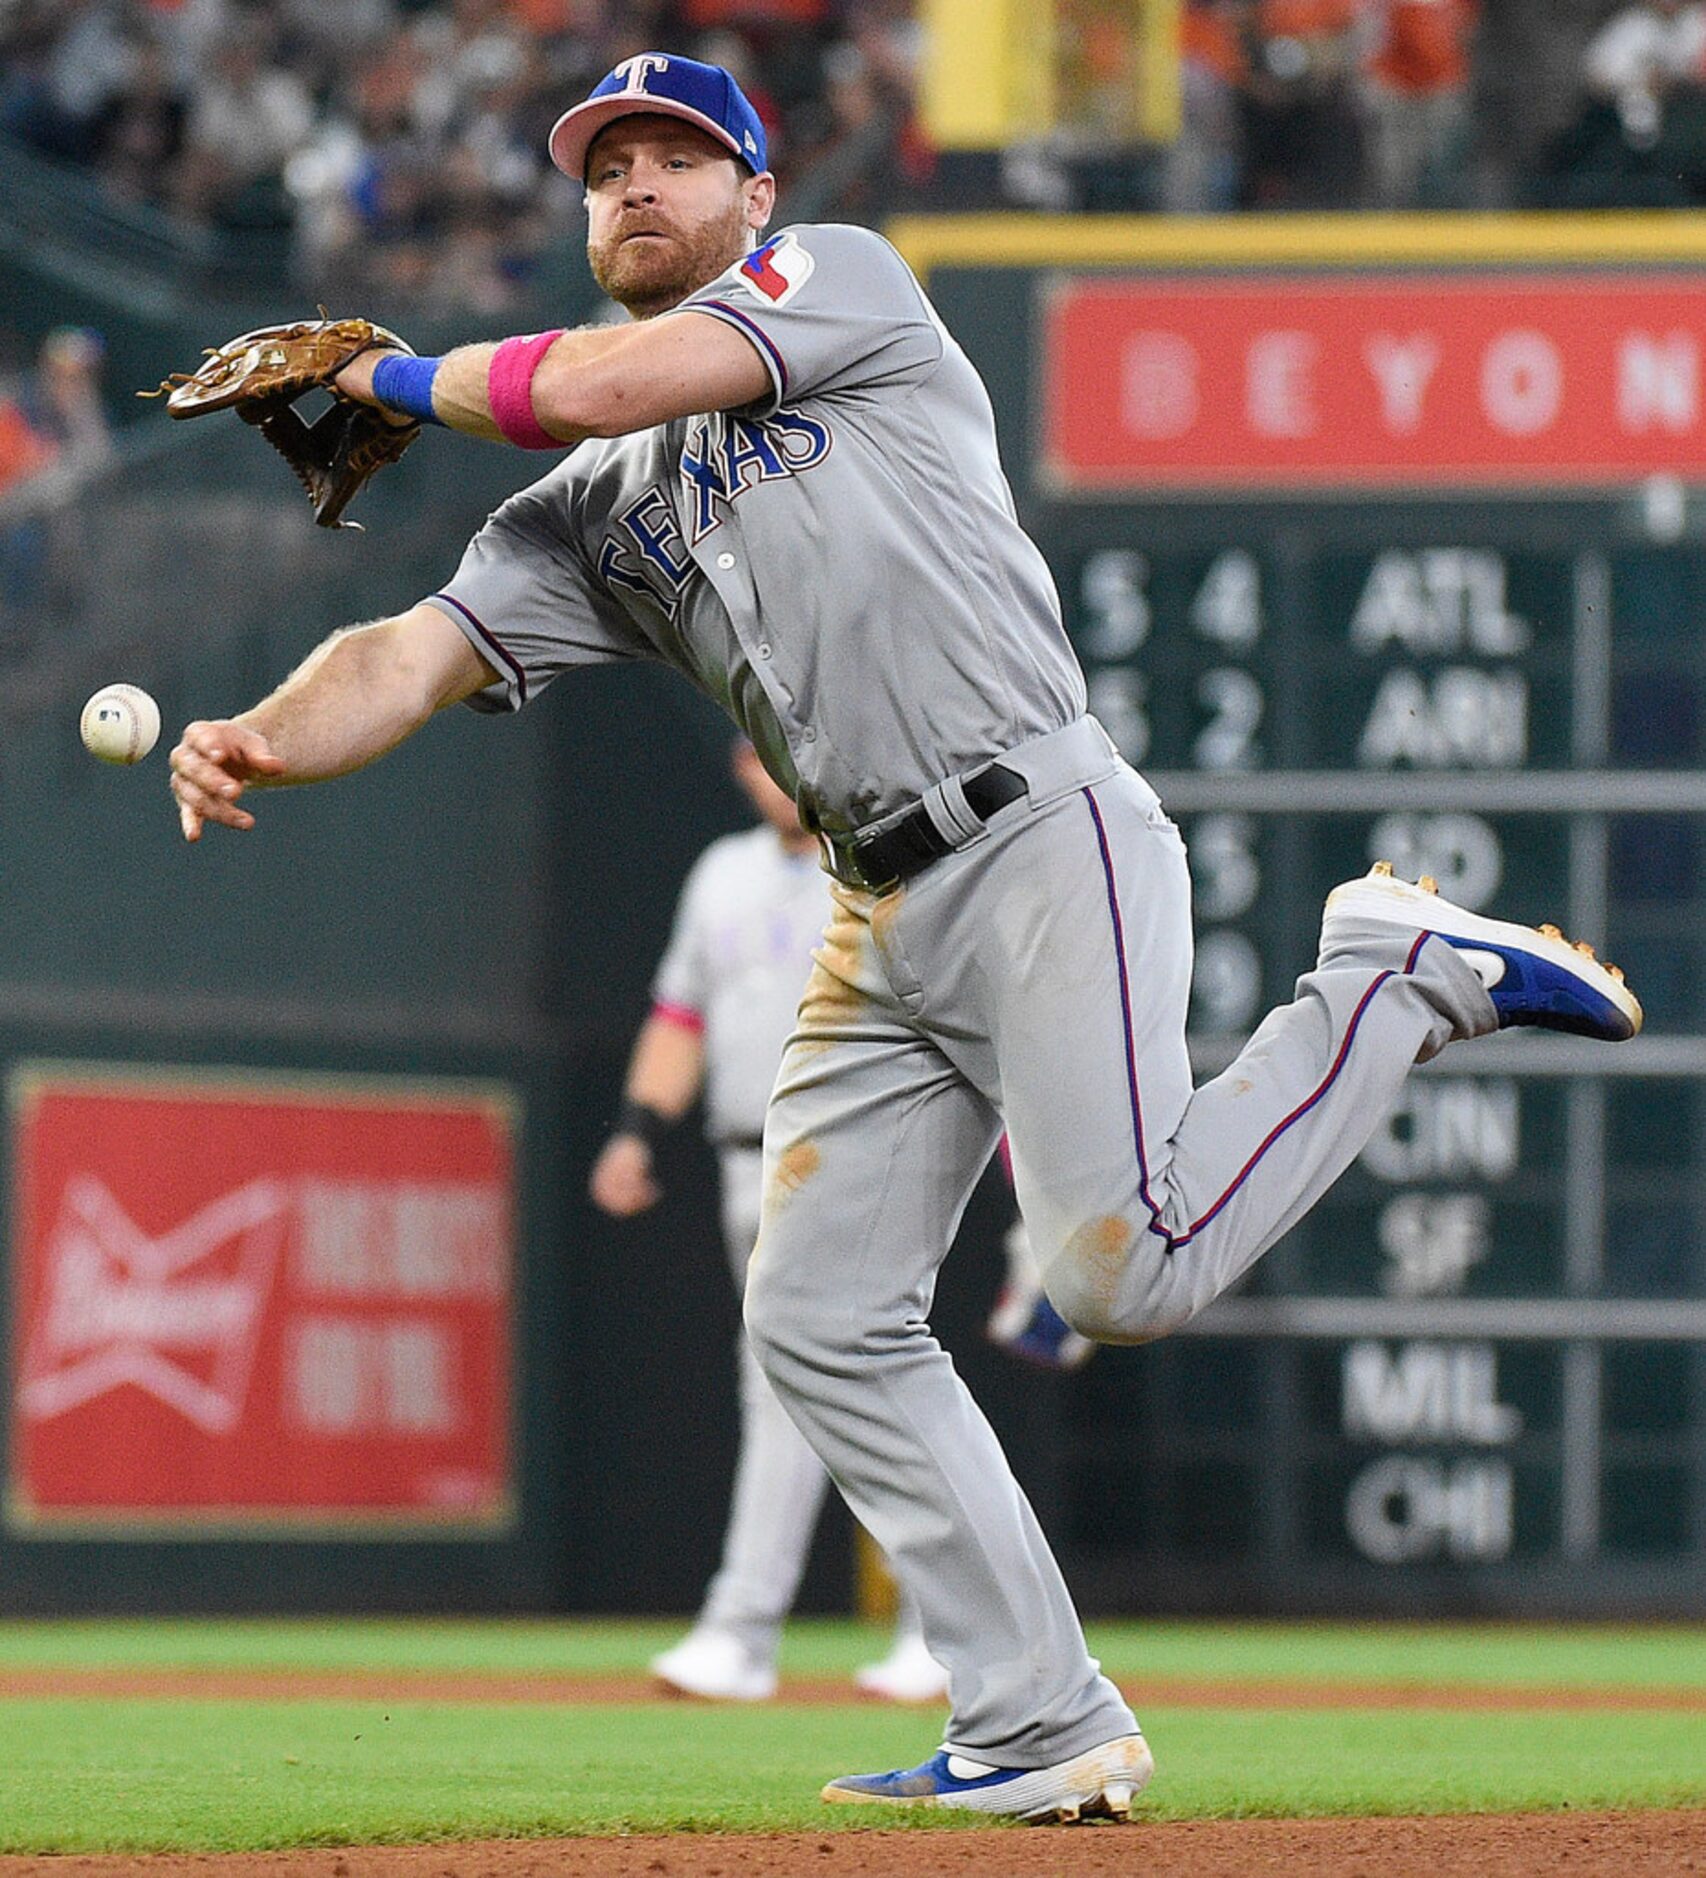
top-left (590, 1133), bottom-right (662, 1216)
top-left (144, 313), bottom-right (421, 529)
top-left (170, 719), bottom-right (286, 842)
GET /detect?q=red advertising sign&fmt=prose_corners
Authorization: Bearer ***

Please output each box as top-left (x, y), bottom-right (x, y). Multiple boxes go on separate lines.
top-left (7, 1065), bottom-right (516, 1533)
top-left (1043, 272), bottom-right (1706, 490)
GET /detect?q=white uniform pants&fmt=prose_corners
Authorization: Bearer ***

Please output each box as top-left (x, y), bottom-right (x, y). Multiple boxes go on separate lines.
top-left (697, 1146), bottom-right (924, 1661)
top-left (695, 1146), bottom-right (831, 1657)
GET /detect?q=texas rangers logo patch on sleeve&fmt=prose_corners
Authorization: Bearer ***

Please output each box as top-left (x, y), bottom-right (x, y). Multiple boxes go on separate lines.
top-left (740, 232), bottom-right (814, 306)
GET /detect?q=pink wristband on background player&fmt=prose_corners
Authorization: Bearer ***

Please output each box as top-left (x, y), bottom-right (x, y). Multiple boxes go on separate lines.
top-left (488, 330), bottom-right (567, 449)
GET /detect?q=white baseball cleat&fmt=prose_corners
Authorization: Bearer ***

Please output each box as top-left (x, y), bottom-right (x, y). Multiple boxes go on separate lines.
top-left (1322, 863), bottom-right (1643, 1043)
top-left (853, 1631), bottom-right (950, 1703)
top-left (650, 1627), bottom-right (777, 1701)
top-left (987, 1278), bottom-right (1096, 1370)
top-left (822, 1731), bottom-right (1154, 1822)
top-left (987, 1217), bottom-right (1094, 1370)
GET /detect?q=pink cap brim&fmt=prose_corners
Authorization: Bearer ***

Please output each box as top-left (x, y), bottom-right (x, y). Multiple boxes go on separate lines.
top-left (548, 94), bottom-right (747, 180)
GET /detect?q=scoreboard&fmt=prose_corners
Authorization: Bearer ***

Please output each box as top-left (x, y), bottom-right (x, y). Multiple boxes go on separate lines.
top-left (898, 214), bottom-right (1706, 1612)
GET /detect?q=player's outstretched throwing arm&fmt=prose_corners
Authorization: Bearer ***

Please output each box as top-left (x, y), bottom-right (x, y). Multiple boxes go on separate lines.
top-left (168, 603), bottom-right (497, 841)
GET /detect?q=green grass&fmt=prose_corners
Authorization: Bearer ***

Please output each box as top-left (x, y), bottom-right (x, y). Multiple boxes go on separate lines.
top-left (3, 1614), bottom-right (1706, 1690)
top-left (0, 1619), bottom-right (1702, 1852)
top-left (1082, 1618), bottom-right (1706, 1692)
top-left (0, 1699), bottom-right (1702, 1852)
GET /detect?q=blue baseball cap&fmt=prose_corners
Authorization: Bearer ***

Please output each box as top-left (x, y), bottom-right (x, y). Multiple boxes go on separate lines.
top-left (549, 53), bottom-right (768, 181)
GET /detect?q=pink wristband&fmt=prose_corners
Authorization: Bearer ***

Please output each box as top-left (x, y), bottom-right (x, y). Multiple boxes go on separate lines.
top-left (488, 329), bottom-right (566, 449)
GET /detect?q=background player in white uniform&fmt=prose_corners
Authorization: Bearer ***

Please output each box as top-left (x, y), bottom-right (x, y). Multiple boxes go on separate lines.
top-left (590, 737), bottom-right (947, 1703)
top-left (170, 53), bottom-right (1641, 1822)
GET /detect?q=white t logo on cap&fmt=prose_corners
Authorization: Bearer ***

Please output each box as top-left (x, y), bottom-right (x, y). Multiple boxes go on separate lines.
top-left (612, 53), bottom-right (670, 94)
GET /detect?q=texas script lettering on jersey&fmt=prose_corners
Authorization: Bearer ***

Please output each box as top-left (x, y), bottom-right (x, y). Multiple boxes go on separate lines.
top-left (597, 408), bottom-right (833, 606)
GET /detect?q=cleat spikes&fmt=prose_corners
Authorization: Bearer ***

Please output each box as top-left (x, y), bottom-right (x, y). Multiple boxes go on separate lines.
top-left (1608, 963), bottom-right (1625, 983)
top-left (1539, 923), bottom-right (1564, 940)
top-left (1418, 875), bottom-right (1439, 894)
top-left (1574, 940), bottom-right (1597, 958)
top-left (1371, 860), bottom-right (1394, 877)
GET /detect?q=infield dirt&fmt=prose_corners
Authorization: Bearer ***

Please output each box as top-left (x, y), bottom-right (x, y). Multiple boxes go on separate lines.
top-left (0, 1810), bottom-right (1704, 1877)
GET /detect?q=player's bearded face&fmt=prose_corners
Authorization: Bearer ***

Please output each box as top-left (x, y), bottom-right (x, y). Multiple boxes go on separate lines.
top-left (584, 120), bottom-right (764, 317)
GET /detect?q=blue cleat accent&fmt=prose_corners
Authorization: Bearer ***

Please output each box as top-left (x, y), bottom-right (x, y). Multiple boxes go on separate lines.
top-left (987, 1218), bottom-right (1095, 1370)
top-left (821, 1733), bottom-right (1154, 1822)
top-left (1323, 866), bottom-right (1642, 1043)
top-left (990, 1288), bottom-right (1095, 1370)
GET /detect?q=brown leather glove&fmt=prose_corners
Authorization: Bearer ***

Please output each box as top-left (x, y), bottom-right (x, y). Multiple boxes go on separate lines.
top-left (145, 313), bottom-right (420, 529)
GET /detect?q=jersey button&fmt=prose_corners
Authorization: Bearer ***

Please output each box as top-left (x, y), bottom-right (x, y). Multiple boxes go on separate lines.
top-left (716, 551), bottom-right (736, 569)
top-left (757, 643), bottom-right (773, 659)
top-left (801, 727), bottom-right (818, 743)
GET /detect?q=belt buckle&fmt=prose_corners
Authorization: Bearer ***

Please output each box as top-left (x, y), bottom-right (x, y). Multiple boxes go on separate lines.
top-left (846, 837), bottom-right (899, 895)
top-left (821, 831), bottom-right (888, 894)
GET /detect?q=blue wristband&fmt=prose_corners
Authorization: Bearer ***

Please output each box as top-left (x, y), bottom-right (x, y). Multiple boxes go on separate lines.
top-left (371, 352), bottom-right (445, 426)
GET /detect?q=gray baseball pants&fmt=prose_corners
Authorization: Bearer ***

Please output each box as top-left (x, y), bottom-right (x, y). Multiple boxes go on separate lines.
top-left (744, 715), bottom-right (1496, 1765)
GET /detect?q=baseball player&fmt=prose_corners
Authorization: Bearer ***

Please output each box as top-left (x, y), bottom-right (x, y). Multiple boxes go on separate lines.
top-left (590, 735), bottom-right (948, 1705)
top-left (168, 52), bottom-right (1641, 1822)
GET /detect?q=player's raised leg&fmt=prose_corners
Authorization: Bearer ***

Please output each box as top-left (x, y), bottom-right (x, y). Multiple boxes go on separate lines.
top-left (937, 767), bottom-right (1638, 1345)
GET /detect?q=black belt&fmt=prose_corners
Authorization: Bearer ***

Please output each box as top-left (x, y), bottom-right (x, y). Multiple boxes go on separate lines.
top-left (837, 763), bottom-right (1028, 893)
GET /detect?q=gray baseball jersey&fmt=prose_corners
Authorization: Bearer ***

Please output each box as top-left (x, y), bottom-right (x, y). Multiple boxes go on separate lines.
top-left (650, 824), bottom-right (828, 1145)
top-left (424, 222), bottom-right (1084, 837)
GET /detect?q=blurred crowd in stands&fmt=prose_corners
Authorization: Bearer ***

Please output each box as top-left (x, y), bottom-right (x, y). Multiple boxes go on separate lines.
top-left (4, 3), bottom-right (1706, 316)
top-left (1071, 0), bottom-right (1706, 214)
top-left (0, 2), bottom-right (1704, 359)
top-left (0, 0), bottom-right (922, 314)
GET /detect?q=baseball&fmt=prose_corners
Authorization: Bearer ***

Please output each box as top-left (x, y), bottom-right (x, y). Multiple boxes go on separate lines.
top-left (79, 683), bottom-right (161, 766)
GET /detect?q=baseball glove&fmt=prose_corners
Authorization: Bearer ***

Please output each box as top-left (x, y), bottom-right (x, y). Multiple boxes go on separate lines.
top-left (145, 313), bottom-right (420, 530)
